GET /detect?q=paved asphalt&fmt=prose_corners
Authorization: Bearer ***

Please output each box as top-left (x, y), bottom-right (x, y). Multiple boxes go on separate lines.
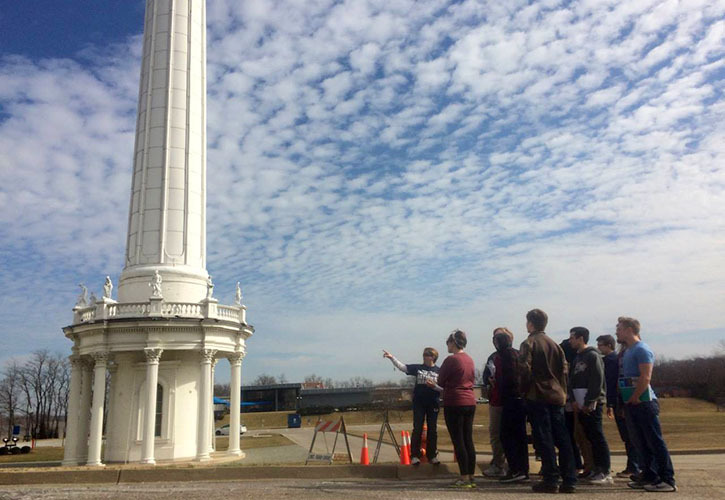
top-left (1, 425), bottom-right (723, 499)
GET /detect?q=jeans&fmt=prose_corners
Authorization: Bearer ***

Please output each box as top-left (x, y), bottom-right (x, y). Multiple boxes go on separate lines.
top-left (444, 405), bottom-right (477, 476)
top-left (501, 398), bottom-right (529, 475)
top-left (526, 400), bottom-right (577, 486)
top-left (577, 405), bottom-right (611, 474)
top-left (614, 407), bottom-right (640, 473)
top-left (411, 400), bottom-right (438, 459)
top-left (625, 400), bottom-right (675, 485)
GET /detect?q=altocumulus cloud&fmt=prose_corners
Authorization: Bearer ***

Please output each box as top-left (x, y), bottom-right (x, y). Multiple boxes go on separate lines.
top-left (0, 0), bottom-right (724, 382)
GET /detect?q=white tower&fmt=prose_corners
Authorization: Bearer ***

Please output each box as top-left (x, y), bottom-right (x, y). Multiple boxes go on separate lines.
top-left (62, 0), bottom-right (252, 465)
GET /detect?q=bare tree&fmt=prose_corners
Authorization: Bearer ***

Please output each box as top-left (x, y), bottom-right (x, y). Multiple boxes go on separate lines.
top-left (0, 361), bottom-right (22, 437)
top-left (214, 383), bottom-right (231, 397)
top-left (15, 351), bottom-right (70, 439)
top-left (252, 374), bottom-right (277, 386)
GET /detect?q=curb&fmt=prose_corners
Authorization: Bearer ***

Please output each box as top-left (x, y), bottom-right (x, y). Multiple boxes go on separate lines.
top-left (0, 463), bottom-right (460, 486)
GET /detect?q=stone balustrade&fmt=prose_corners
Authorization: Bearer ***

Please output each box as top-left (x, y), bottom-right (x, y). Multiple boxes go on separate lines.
top-left (72, 299), bottom-right (246, 325)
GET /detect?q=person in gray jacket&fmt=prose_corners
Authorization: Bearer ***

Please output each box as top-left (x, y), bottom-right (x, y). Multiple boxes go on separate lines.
top-left (568, 326), bottom-right (612, 484)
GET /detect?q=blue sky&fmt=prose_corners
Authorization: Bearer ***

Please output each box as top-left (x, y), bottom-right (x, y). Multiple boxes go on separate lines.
top-left (1, 0), bottom-right (724, 384)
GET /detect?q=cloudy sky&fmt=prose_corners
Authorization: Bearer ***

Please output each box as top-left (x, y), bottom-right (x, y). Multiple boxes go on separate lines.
top-left (1, 0), bottom-right (723, 384)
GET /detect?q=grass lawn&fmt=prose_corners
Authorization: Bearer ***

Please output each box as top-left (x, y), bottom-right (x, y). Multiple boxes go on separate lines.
top-left (214, 433), bottom-right (295, 451)
top-left (229, 397), bottom-right (725, 452)
top-left (0, 446), bottom-right (64, 463)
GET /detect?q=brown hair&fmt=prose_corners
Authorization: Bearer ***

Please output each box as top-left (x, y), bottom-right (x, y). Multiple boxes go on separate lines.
top-left (423, 347), bottom-right (439, 362)
top-left (526, 309), bottom-right (548, 332)
top-left (596, 334), bottom-right (616, 350)
top-left (446, 329), bottom-right (467, 349)
top-left (493, 327), bottom-right (514, 343)
top-left (617, 316), bottom-right (641, 335)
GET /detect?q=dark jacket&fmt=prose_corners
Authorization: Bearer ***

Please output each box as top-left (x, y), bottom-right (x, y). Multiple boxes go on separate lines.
top-left (568, 346), bottom-right (605, 407)
top-left (602, 351), bottom-right (618, 408)
top-left (518, 331), bottom-right (568, 406)
top-left (496, 346), bottom-right (522, 402)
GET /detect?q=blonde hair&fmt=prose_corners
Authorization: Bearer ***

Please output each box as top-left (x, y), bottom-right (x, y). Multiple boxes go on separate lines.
top-left (493, 327), bottom-right (514, 342)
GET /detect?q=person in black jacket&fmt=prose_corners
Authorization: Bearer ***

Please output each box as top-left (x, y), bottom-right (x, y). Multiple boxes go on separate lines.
top-left (569, 327), bottom-right (612, 484)
top-left (493, 332), bottom-right (530, 483)
top-left (383, 347), bottom-right (440, 465)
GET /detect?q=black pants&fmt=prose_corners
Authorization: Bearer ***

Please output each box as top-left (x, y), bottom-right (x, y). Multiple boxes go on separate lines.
top-left (578, 405), bottom-right (611, 474)
top-left (615, 409), bottom-right (640, 473)
top-left (444, 405), bottom-right (476, 476)
top-left (501, 398), bottom-right (529, 475)
top-left (411, 400), bottom-right (439, 459)
top-left (527, 400), bottom-right (577, 487)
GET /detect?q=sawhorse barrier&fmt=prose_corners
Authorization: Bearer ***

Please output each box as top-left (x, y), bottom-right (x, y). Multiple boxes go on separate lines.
top-left (305, 416), bottom-right (353, 465)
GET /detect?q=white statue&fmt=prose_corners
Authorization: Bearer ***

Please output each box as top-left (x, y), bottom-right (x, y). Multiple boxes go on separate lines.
top-left (89, 292), bottom-right (98, 304)
top-left (103, 276), bottom-right (113, 300)
top-left (150, 271), bottom-right (163, 298)
top-left (234, 282), bottom-right (242, 305)
top-left (76, 284), bottom-right (88, 307)
top-left (206, 275), bottom-right (214, 299)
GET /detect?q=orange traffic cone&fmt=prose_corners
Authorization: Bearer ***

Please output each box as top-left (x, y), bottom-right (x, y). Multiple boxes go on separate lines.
top-left (360, 433), bottom-right (370, 465)
top-left (420, 424), bottom-right (428, 463)
top-left (400, 431), bottom-right (410, 465)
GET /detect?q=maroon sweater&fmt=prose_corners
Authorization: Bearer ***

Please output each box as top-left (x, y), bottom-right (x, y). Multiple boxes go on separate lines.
top-left (437, 352), bottom-right (477, 406)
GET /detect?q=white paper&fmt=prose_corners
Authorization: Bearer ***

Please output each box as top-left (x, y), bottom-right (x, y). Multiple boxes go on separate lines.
top-left (573, 388), bottom-right (588, 407)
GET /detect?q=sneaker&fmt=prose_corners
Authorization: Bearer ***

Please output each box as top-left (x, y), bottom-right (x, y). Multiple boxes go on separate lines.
top-left (499, 472), bottom-right (529, 483)
top-left (449, 479), bottom-right (471, 488)
top-left (617, 469), bottom-right (634, 478)
top-left (532, 481), bottom-right (560, 493)
top-left (588, 472), bottom-right (614, 485)
top-left (429, 457), bottom-right (441, 465)
top-left (644, 482), bottom-right (677, 492)
top-left (483, 464), bottom-right (505, 477)
top-left (559, 483), bottom-right (577, 494)
top-left (578, 470), bottom-right (594, 480)
top-left (411, 457), bottom-right (420, 466)
top-left (628, 480), bottom-right (648, 489)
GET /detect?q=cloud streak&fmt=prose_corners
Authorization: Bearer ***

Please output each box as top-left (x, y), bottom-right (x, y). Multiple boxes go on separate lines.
top-left (1, 0), bottom-right (723, 382)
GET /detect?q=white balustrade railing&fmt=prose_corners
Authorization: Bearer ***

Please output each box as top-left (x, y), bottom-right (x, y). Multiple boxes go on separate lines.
top-left (217, 305), bottom-right (239, 320)
top-left (75, 300), bottom-right (245, 324)
top-left (161, 302), bottom-right (203, 317)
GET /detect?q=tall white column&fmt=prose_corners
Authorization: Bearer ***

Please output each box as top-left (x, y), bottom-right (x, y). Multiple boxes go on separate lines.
top-left (195, 348), bottom-right (215, 461)
top-left (87, 352), bottom-right (109, 466)
top-left (76, 359), bottom-right (93, 462)
top-left (62, 356), bottom-right (82, 465)
top-left (118, 0), bottom-right (210, 304)
top-left (209, 357), bottom-right (218, 453)
top-left (227, 351), bottom-right (244, 456)
top-left (141, 348), bottom-right (163, 465)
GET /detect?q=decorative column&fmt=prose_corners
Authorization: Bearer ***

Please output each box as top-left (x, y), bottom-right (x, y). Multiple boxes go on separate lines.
top-left (227, 351), bottom-right (245, 456)
top-left (195, 348), bottom-right (216, 461)
top-left (62, 356), bottom-right (83, 465)
top-left (141, 348), bottom-right (163, 464)
top-left (76, 358), bottom-right (93, 462)
top-left (87, 351), bottom-right (109, 466)
top-left (209, 357), bottom-right (219, 453)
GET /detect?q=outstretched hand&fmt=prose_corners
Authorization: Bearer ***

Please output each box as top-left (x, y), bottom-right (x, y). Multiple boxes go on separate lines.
top-left (382, 350), bottom-right (393, 359)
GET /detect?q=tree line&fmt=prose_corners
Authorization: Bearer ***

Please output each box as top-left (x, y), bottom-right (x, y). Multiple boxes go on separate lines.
top-left (651, 341), bottom-right (725, 403)
top-left (0, 350), bottom-right (69, 439)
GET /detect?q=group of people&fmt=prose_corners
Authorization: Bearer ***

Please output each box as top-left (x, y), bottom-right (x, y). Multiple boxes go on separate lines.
top-left (383, 309), bottom-right (677, 493)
